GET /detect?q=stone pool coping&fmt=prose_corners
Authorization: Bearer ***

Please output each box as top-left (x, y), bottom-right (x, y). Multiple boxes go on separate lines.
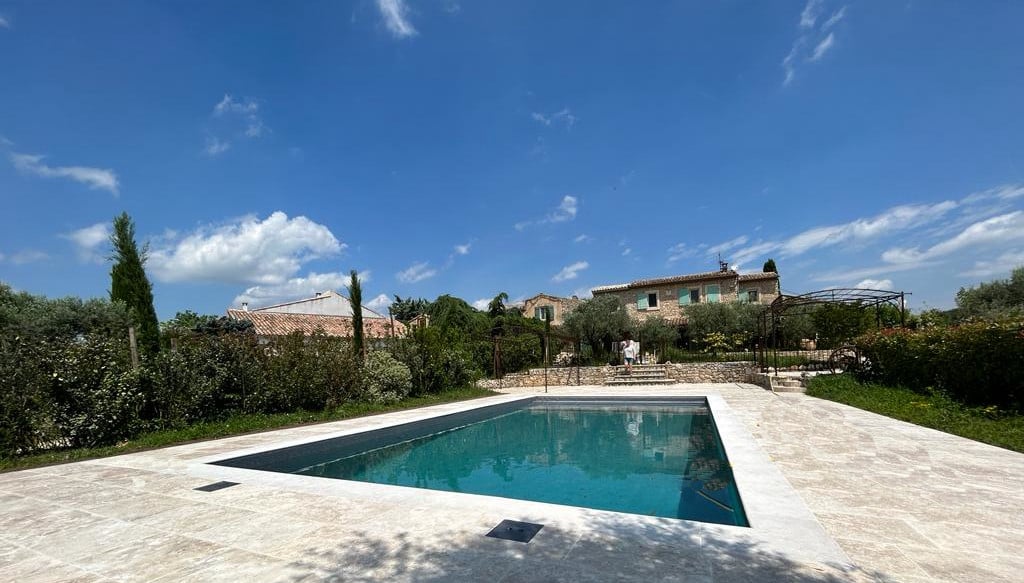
top-left (192, 390), bottom-right (850, 568)
top-left (3, 382), bottom-right (1022, 581)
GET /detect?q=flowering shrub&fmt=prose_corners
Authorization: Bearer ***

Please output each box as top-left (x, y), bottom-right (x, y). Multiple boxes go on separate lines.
top-left (855, 321), bottom-right (1024, 411)
top-left (362, 350), bottom-right (413, 403)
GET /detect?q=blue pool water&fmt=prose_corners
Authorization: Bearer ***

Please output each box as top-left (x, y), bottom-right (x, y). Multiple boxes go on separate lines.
top-left (232, 399), bottom-right (748, 526)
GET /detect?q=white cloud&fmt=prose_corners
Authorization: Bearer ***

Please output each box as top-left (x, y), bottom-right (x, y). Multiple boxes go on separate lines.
top-left (211, 95), bottom-right (267, 142)
top-left (574, 234), bottom-right (592, 244)
top-left (621, 247), bottom-right (632, 256)
top-left (552, 261), bottom-right (589, 283)
top-left (396, 261), bottom-right (437, 283)
top-left (735, 200), bottom-right (959, 267)
top-left (366, 293), bottom-right (393, 315)
top-left (882, 211), bottom-right (1024, 264)
top-left (783, 2), bottom-right (848, 85)
top-left (667, 243), bottom-right (696, 264)
top-left (213, 94), bottom-right (258, 117)
top-left (962, 183), bottom-right (1024, 204)
top-left (822, 6), bottom-right (847, 30)
top-left (800, 0), bottom-right (822, 28)
top-left (11, 153), bottom-right (120, 195)
top-left (0, 249), bottom-right (48, 265)
top-left (809, 32), bottom-right (835, 62)
top-left (376, 0), bottom-right (417, 38)
top-left (471, 298), bottom-right (490, 311)
top-left (515, 195), bottom-right (579, 230)
top-left (531, 108), bottom-right (577, 129)
top-left (454, 243), bottom-right (471, 255)
top-left (63, 222), bottom-right (111, 262)
top-left (150, 212), bottom-right (344, 284)
top-left (961, 250), bottom-right (1024, 278)
top-left (233, 271), bottom-right (348, 308)
top-left (0, 14), bottom-right (9, 28)
top-left (203, 136), bottom-right (231, 157)
top-left (855, 278), bottom-right (893, 290)
top-left (706, 236), bottom-right (749, 257)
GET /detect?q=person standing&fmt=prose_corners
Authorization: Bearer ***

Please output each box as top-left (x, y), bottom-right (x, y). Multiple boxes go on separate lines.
top-left (621, 335), bottom-right (637, 375)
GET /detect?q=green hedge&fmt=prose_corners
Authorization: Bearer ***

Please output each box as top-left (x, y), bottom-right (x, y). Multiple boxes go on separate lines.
top-left (855, 322), bottom-right (1024, 411)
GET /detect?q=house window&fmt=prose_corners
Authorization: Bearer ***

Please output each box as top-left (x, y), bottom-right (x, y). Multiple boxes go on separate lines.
top-left (637, 292), bottom-right (658, 310)
top-left (678, 288), bottom-right (700, 305)
top-left (706, 284), bottom-right (721, 303)
top-left (534, 306), bottom-right (554, 320)
top-left (743, 289), bottom-right (758, 303)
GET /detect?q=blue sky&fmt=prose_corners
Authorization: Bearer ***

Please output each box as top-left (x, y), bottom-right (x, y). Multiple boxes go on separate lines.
top-left (1, 0), bottom-right (1023, 318)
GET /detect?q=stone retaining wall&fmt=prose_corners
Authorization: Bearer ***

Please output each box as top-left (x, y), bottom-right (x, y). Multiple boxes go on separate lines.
top-left (664, 362), bottom-right (757, 383)
top-left (477, 361), bottom-right (757, 388)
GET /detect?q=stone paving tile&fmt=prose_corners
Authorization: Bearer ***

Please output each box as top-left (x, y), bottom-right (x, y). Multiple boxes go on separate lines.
top-left (0, 556), bottom-right (110, 583)
top-left (833, 538), bottom-right (934, 583)
top-left (73, 532), bottom-right (235, 583)
top-left (190, 510), bottom-right (322, 555)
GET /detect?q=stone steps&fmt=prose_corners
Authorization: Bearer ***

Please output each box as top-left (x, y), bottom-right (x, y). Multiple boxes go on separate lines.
top-left (606, 363), bottom-right (673, 386)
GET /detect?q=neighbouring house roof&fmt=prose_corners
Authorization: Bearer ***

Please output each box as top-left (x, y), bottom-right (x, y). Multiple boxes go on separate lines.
top-left (247, 290), bottom-right (387, 319)
top-left (226, 310), bottom-right (404, 339)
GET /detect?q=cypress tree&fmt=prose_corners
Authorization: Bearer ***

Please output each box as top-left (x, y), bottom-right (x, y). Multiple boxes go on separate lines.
top-left (109, 212), bottom-right (160, 357)
top-left (762, 258), bottom-right (778, 273)
top-left (348, 270), bottom-right (364, 361)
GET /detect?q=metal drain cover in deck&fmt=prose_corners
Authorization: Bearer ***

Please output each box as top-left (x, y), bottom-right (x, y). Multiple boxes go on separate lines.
top-left (485, 519), bottom-right (543, 543)
top-left (193, 481), bottom-right (239, 492)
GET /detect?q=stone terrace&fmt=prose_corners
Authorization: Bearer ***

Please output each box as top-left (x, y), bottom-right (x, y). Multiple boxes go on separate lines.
top-left (1, 384), bottom-right (1022, 582)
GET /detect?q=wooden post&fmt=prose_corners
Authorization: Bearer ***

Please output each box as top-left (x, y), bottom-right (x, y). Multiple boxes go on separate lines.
top-left (128, 326), bottom-right (140, 370)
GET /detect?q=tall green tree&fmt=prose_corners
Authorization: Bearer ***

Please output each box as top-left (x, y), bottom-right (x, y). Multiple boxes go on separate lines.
top-left (762, 258), bottom-right (778, 273)
top-left (109, 212), bottom-right (160, 357)
top-left (390, 295), bottom-right (431, 321)
top-left (563, 295), bottom-right (631, 362)
top-left (955, 267), bottom-right (1024, 320)
top-left (348, 270), bottom-right (364, 361)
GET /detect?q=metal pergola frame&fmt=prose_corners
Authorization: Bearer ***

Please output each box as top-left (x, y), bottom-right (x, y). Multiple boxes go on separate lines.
top-left (757, 288), bottom-right (908, 373)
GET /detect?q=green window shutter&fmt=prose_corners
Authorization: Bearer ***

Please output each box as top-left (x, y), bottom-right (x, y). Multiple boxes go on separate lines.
top-left (707, 284), bottom-right (721, 303)
top-left (738, 289), bottom-right (747, 303)
top-left (637, 293), bottom-right (648, 310)
top-left (678, 289), bottom-right (690, 305)
top-left (534, 307), bottom-right (542, 319)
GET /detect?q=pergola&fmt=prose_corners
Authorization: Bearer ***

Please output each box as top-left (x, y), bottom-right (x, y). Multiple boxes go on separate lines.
top-left (757, 288), bottom-right (908, 372)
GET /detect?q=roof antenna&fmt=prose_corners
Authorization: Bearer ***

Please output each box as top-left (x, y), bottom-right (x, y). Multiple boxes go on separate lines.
top-left (717, 253), bottom-right (729, 273)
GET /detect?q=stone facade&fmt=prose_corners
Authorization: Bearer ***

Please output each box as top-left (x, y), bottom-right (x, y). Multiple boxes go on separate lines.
top-left (592, 269), bottom-right (780, 323)
top-left (476, 361), bottom-right (757, 388)
top-left (521, 293), bottom-right (581, 326)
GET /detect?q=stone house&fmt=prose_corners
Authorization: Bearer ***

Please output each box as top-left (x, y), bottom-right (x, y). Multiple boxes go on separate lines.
top-left (591, 266), bottom-right (780, 323)
top-left (521, 293), bottom-right (581, 326)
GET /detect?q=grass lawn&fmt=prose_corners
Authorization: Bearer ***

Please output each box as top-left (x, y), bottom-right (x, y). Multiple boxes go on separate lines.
top-left (806, 374), bottom-right (1024, 453)
top-left (0, 386), bottom-right (496, 473)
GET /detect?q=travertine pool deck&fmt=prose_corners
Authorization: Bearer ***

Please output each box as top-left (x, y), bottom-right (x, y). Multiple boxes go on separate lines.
top-left (1, 383), bottom-right (1022, 582)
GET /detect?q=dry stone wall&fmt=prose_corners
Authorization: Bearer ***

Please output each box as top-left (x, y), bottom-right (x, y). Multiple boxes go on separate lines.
top-left (476, 361), bottom-right (757, 388)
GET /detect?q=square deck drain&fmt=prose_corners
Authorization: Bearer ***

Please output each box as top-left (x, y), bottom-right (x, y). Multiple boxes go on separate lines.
top-left (193, 481), bottom-right (239, 492)
top-left (485, 519), bottom-right (544, 543)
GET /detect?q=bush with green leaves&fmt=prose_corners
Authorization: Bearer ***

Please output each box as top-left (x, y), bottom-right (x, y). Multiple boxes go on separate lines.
top-left (362, 350), bottom-right (413, 403)
top-left (49, 335), bottom-right (146, 448)
top-left (0, 336), bottom-right (59, 455)
top-left (390, 326), bottom-right (480, 395)
top-left (855, 322), bottom-right (1024, 411)
top-left (684, 302), bottom-right (762, 348)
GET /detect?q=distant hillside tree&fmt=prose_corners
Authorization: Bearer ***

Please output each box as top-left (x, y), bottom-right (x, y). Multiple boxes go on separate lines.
top-left (956, 267), bottom-right (1024, 320)
top-left (348, 270), bottom-right (364, 361)
top-left (762, 258), bottom-right (777, 273)
top-left (109, 212), bottom-right (160, 357)
top-left (390, 296), bottom-right (431, 322)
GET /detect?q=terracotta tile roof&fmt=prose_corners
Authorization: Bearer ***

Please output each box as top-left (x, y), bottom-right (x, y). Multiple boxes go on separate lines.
top-left (226, 310), bottom-right (405, 339)
top-left (737, 272), bottom-right (780, 281)
top-left (593, 269), bottom-right (770, 293)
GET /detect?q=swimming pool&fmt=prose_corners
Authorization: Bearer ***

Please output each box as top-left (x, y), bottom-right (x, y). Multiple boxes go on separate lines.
top-left (214, 397), bottom-right (748, 527)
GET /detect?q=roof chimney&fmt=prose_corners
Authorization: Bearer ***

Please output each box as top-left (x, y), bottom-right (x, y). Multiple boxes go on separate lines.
top-left (315, 292), bottom-right (322, 298)
top-left (241, 302), bottom-right (249, 311)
